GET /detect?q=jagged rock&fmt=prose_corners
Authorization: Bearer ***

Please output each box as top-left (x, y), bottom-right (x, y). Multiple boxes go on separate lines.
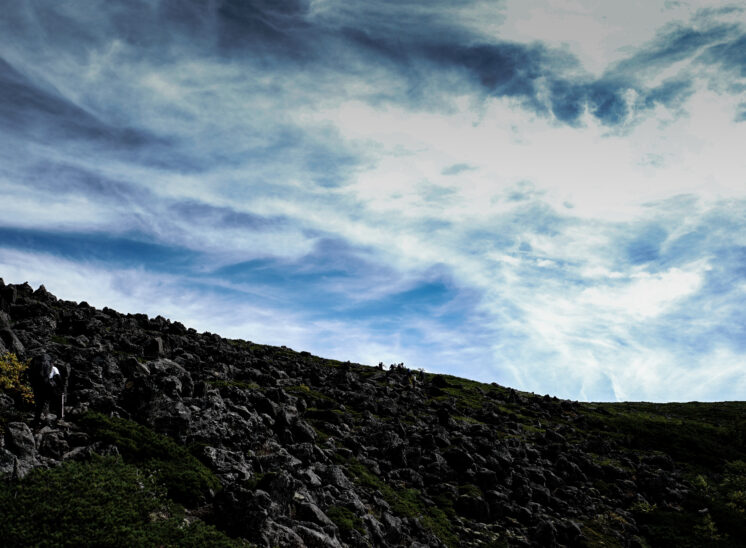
top-left (0, 285), bottom-right (17, 311)
top-left (144, 336), bottom-right (164, 359)
top-left (147, 398), bottom-right (192, 440)
top-left (263, 469), bottom-right (304, 510)
top-left (532, 519), bottom-right (558, 547)
top-left (456, 493), bottom-right (490, 522)
top-left (120, 356), bottom-right (150, 378)
top-left (0, 391), bottom-right (14, 412)
top-left (5, 421), bottom-right (36, 458)
top-left (381, 512), bottom-right (403, 544)
top-left (214, 486), bottom-right (273, 540)
top-left (0, 281), bottom-right (738, 547)
top-left (38, 428), bottom-right (69, 459)
top-left (556, 519), bottom-right (582, 545)
top-left (200, 446), bottom-right (253, 482)
top-left (62, 445), bottom-right (92, 462)
top-left (298, 466), bottom-right (324, 487)
top-left (294, 524), bottom-right (343, 548)
top-left (0, 328), bottom-right (24, 355)
top-left (149, 358), bottom-right (194, 397)
top-left (264, 520), bottom-right (305, 547)
top-left (363, 514), bottom-right (386, 544)
top-left (255, 442), bottom-right (303, 472)
top-left (444, 446), bottom-right (474, 473)
top-left (295, 502), bottom-right (336, 529)
top-left (324, 465), bottom-right (353, 490)
top-left (0, 449), bottom-right (17, 477)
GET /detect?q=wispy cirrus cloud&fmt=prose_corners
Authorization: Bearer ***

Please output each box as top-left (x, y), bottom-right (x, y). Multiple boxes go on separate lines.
top-left (2, 1), bottom-right (746, 401)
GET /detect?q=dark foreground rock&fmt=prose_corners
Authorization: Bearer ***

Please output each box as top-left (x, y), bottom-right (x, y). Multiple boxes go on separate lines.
top-left (1, 279), bottom-right (746, 547)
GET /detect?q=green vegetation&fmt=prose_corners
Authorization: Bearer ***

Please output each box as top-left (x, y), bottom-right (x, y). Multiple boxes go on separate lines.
top-left (338, 452), bottom-right (459, 547)
top-left (634, 507), bottom-right (724, 548)
top-left (639, 460), bottom-right (746, 547)
top-left (226, 339), bottom-right (262, 351)
top-left (326, 505), bottom-right (365, 535)
top-left (0, 352), bottom-right (33, 405)
top-left (453, 414), bottom-right (486, 425)
top-left (243, 471), bottom-right (276, 491)
top-left (77, 412), bottom-right (220, 506)
top-left (0, 457), bottom-right (245, 547)
top-left (207, 379), bottom-right (260, 390)
top-left (286, 384), bottom-right (337, 405)
top-left (459, 483), bottom-right (483, 498)
top-left (586, 403), bottom-right (746, 469)
top-left (403, 375), bottom-right (746, 547)
top-left (584, 402), bottom-right (746, 547)
top-left (434, 375), bottom-right (507, 406)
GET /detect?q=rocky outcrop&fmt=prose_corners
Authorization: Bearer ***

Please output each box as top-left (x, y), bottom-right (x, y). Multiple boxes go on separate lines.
top-left (0, 279), bottom-right (743, 547)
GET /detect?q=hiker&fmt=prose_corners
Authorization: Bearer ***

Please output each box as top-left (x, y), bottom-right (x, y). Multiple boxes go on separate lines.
top-left (30, 354), bottom-right (66, 427)
top-left (406, 372), bottom-right (416, 389)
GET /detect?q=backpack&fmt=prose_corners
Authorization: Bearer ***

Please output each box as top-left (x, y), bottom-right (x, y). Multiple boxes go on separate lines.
top-left (30, 354), bottom-right (56, 393)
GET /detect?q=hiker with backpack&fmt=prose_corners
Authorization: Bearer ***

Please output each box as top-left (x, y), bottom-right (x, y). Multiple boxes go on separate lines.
top-left (30, 354), bottom-right (67, 427)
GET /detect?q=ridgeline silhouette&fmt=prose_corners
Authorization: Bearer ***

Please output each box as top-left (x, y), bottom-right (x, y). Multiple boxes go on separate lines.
top-left (1, 279), bottom-right (745, 547)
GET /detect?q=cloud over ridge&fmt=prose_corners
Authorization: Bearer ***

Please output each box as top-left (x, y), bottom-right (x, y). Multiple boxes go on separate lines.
top-left (2, 1), bottom-right (746, 401)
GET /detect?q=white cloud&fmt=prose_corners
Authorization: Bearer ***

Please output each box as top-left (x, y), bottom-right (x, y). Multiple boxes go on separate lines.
top-left (3, 1), bottom-right (746, 403)
top-left (0, 248), bottom-right (315, 349)
top-left (494, 0), bottom-right (746, 75)
top-left (579, 264), bottom-right (705, 319)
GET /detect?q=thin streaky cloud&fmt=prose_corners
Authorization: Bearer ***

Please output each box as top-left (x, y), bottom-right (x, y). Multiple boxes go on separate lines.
top-left (1, 1), bottom-right (745, 401)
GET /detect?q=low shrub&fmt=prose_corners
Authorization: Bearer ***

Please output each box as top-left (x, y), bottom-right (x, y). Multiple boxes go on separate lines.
top-left (77, 411), bottom-right (220, 506)
top-left (0, 457), bottom-right (243, 547)
top-left (326, 505), bottom-right (365, 535)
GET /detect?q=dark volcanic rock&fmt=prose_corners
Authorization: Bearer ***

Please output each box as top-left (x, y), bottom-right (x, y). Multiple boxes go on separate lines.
top-left (0, 281), bottom-right (743, 547)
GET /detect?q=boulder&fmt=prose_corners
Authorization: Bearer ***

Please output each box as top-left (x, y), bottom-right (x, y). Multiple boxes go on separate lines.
top-left (0, 328), bottom-right (25, 355)
top-left (5, 421), bottom-right (35, 458)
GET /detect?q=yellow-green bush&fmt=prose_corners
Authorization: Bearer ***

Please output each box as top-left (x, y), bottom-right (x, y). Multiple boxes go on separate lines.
top-left (0, 352), bottom-right (33, 405)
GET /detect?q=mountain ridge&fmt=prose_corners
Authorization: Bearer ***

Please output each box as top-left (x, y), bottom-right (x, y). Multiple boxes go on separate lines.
top-left (1, 279), bottom-right (745, 547)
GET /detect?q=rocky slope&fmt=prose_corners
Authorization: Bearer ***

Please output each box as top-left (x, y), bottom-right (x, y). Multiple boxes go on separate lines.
top-left (1, 279), bottom-right (745, 547)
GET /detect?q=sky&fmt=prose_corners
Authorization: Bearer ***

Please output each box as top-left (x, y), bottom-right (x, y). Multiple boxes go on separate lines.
top-left (1, 1), bottom-right (745, 402)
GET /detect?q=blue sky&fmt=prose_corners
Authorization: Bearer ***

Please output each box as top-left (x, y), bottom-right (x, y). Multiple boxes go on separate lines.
top-left (2, 1), bottom-right (745, 402)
